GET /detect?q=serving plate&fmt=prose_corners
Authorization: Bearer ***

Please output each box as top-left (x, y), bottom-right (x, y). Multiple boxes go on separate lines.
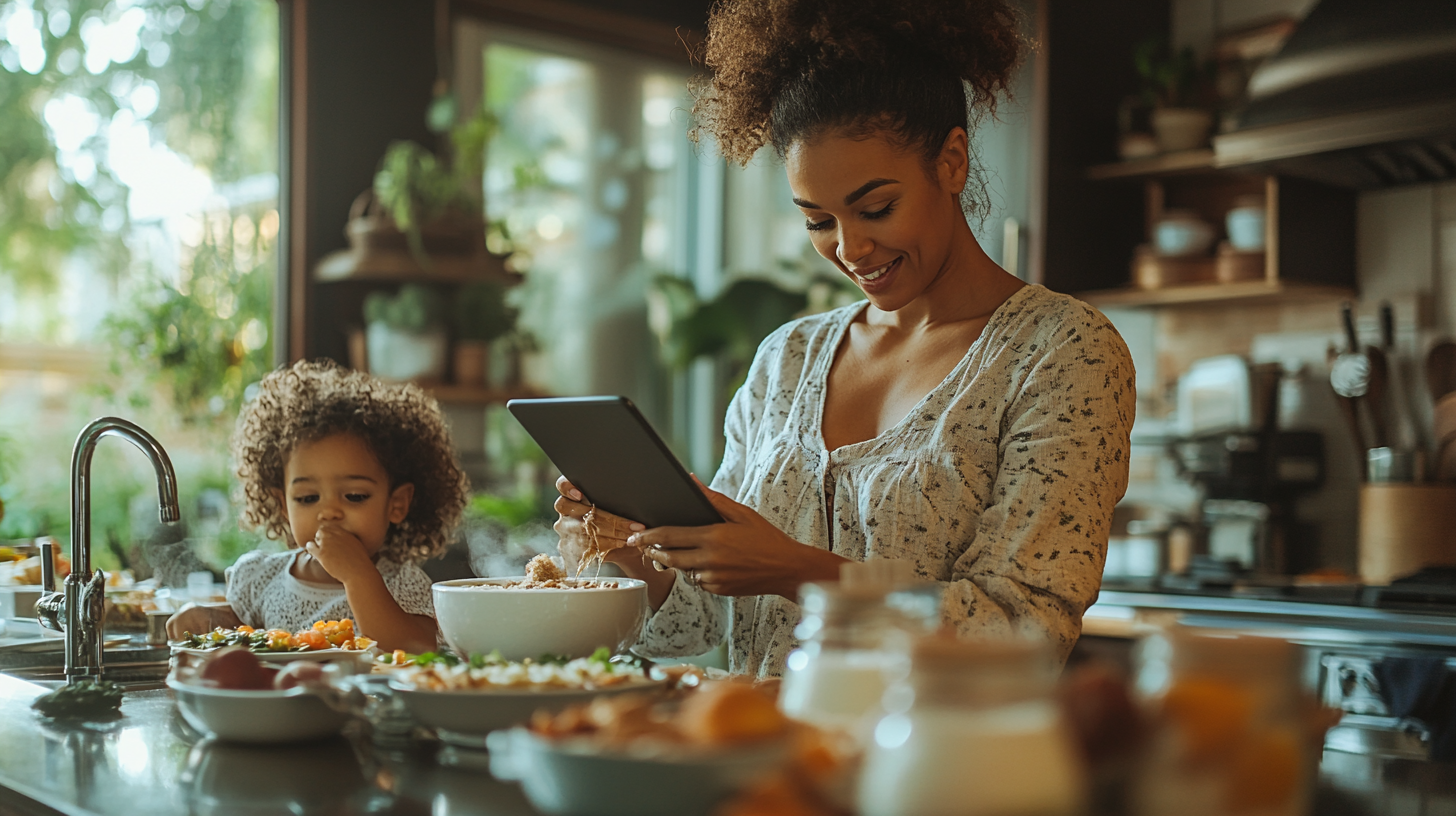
top-left (171, 644), bottom-right (373, 663)
top-left (387, 676), bottom-right (669, 744)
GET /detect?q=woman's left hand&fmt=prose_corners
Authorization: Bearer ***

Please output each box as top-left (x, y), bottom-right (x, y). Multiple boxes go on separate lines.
top-left (632, 478), bottom-right (846, 599)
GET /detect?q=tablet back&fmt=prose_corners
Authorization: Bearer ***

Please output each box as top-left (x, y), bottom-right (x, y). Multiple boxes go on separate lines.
top-left (506, 396), bottom-right (723, 528)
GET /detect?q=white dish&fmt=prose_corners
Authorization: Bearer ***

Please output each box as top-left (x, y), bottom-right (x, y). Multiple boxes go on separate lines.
top-left (171, 644), bottom-right (372, 664)
top-left (168, 677), bottom-right (352, 743)
top-left (388, 675), bottom-right (667, 739)
top-left (433, 576), bottom-right (648, 662)
top-left (488, 727), bottom-right (787, 816)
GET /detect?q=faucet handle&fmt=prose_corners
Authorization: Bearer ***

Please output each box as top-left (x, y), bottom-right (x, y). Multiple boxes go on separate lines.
top-left (38, 537), bottom-right (56, 593)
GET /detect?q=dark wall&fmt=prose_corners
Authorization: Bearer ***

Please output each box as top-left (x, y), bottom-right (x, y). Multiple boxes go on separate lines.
top-left (298, 0), bottom-right (436, 362)
top-left (1040, 0), bottom-right (1168, 294)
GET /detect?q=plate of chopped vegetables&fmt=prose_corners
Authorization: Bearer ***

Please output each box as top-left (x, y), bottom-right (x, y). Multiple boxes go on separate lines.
top-left (173, 620), bottom-right (375, 662)
top-left (383, 648), bottom-right (669, 742)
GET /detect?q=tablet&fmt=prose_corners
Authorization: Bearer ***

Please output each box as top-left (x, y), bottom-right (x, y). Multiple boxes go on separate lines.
top-left (506, 396), bottom-right (724, 528)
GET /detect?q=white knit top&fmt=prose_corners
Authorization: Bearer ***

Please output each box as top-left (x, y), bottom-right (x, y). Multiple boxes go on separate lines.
top-left (635, 284), bottom-right (1135, 677)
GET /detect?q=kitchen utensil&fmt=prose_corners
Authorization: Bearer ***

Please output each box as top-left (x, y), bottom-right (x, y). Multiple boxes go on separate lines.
top-left (1428, 341), bottom-right (1456, 402)
top-left (1330, 302), bottom-right (1371, 457)
top-left (1364, 342), bottom-right (1391, 449)
top-left (432, 577), bottom-right (648, 662)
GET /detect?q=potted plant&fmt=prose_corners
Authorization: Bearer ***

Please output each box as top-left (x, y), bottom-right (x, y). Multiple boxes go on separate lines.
top-left (452, 281), bottom-right (516, 387)
top-left (344, 108), bottom-right (499, 268)
top-left (363, 285), bottom-right (449, 383)
top-left (1134, 38), bottom-right (1215, 153)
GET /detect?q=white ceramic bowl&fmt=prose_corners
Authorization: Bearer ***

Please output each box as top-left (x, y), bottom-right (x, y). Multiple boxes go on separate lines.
top-left (168, 677), bottom-right (352, 743)
top-left (487, 727), bottom-right (788, 816)
top-left (433, 577), bottom-right (648, 661)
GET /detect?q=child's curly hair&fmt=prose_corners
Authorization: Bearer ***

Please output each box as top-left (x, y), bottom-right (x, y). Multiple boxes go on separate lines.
top-left (692, 0), bottom-right (1025, 214)
top-left (232, 360), bottom-right (469, 564)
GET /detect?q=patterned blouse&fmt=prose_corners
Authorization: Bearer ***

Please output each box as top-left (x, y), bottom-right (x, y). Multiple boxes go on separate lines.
top-left (226, 549), bottom-right (436, 633)
top-left (635, 284), bottom-right (1135, 677)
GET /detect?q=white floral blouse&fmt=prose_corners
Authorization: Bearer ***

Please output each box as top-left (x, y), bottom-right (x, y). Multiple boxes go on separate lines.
top-left (635, 284), bottom-right (1135, 677)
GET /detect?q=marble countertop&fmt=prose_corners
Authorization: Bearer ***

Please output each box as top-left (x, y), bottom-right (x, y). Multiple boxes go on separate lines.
top-left (0, 673), bottom-right (537, 816)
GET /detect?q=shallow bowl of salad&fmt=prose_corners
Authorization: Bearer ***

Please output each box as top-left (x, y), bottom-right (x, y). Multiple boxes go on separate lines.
top-left (386, 649), bottom-right (668, 741)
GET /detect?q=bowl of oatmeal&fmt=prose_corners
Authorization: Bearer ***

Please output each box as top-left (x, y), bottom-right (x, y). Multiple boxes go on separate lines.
top-left (433, 556), bottom-right (649, 661)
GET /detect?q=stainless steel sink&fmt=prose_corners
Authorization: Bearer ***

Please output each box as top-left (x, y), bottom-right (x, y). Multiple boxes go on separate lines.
top-left (3, 660), bottom-right (171, 691)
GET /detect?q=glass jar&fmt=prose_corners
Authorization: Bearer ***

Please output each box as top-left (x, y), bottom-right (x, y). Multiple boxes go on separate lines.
top-left (857, 634), bottom-right (1088, 816)
top-left (779, 582), bottom-right (904, 738)
top-left (1131, 628), bottom-right (1315, 816)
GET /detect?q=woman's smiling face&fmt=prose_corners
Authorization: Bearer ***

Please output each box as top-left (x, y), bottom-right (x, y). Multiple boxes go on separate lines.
top-left (785, 128), bottom-right (968, 312)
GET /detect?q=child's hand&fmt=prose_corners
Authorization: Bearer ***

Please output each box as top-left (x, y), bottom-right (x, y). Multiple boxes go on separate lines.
top-left (165, 603), bottom-right (243, 641)
top-left (305, 521), bottom-right (376, 585)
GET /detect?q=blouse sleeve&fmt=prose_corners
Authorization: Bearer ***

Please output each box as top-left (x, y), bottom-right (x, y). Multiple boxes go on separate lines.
top-left (941, 309), bottom-right (1135, 664)
top-left (634, 326), bottom-right (780, 658)
top-left (224, 550), bottom-right (271, 629)
top-left (383, 562), bottom-right (436, 618)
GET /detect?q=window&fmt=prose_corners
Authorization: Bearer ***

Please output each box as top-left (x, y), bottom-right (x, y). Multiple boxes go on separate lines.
top-left (0, 0), bottom-right (279, 576)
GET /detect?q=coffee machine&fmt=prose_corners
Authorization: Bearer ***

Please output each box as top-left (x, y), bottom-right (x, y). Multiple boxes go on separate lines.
top-left (1170, 430), bottom-right (1325, 581)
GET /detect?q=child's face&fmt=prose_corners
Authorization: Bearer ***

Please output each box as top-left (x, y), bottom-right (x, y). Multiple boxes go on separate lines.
top-left (274, 433), bottom-right (414, 557)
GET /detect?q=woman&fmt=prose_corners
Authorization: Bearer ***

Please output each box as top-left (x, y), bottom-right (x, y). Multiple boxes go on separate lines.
top-left (555, 0), bottom-right (1134, 678)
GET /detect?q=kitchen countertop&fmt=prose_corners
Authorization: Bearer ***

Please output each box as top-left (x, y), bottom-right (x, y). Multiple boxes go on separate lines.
top-left (1085, 586), bottom-right (1456, 648)
top-left (0, 673), bottom-right (538, 816)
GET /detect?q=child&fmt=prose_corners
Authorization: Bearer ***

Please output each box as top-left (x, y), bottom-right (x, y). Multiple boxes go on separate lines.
top-left (166, 360), bottom-right (469, 653)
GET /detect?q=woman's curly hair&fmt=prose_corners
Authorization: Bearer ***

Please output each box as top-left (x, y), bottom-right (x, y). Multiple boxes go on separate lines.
top-left (692, 0), bottom-right (1025, 192)
top-left (232, 360), bottom-right (470, 564)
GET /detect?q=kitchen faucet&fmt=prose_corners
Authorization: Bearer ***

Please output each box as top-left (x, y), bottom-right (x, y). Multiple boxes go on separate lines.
top-left (36, 418), bottom-right (180, 684)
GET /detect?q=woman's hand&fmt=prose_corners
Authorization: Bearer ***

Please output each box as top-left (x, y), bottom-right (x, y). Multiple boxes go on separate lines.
top-left (553, 476), bottom-right (678, 608)
top-left (552, 476), bottom-right (644, 572)
top-left (633, 478), bottom-right (847, 600)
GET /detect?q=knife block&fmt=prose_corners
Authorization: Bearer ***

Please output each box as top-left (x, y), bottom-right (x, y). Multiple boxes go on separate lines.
top-left (1358, 484), bottom-right (1456, 585)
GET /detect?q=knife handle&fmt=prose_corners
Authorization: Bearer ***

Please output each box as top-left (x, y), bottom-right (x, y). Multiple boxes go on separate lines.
top-left (1341, 301), bottom-right (1360, 354)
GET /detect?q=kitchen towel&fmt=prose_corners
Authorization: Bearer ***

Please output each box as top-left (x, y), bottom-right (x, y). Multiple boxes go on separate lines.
top-left (1375, 656), bottom-right (1456, 761)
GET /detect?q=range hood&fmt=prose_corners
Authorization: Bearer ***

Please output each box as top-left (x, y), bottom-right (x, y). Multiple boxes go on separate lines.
top-left (1214, 0), bottom-right (1456, 189)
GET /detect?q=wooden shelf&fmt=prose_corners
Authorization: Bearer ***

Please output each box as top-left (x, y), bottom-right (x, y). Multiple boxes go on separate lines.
top-left (314, 248), bottom-right (523, 286)
top-left (424, 384), bottom-right (544, 406)
top-left (1086, 149), bottom-right (1217, 181)
top-left (1078, 280), bottom-right (1355, 309)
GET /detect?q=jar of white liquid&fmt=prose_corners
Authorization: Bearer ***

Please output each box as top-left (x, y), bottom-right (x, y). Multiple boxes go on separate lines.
top-left (858, 635), bottom-right (1088, 816)
top-left (778, 581), bottom-right (902, 739)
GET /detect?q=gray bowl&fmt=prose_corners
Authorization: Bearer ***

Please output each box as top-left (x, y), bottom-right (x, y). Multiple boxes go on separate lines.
top-left (168, 677), bottom-right (351, 743)
top-left (487, 727), bottom-right (787, 816)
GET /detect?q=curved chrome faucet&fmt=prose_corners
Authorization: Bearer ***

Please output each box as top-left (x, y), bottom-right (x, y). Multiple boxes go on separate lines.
top-left (36, 418), bottom-right (180, 684)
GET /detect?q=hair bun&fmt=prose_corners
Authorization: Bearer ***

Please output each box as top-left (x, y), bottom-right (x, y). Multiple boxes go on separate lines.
top-left (695, 0), bottom-right (1026, 164)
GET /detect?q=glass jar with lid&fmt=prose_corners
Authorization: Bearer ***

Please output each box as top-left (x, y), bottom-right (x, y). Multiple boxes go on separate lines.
top-left (1131, 628), bottom-right (1317, 816)
top-left (778, 581), bottom-right (906, 738)
top-left (857, 634), bottom-right (1088, 816)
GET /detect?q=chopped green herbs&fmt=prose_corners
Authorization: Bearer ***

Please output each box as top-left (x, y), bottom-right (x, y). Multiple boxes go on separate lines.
top-left (32, 680), bottom-right (124, 720)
